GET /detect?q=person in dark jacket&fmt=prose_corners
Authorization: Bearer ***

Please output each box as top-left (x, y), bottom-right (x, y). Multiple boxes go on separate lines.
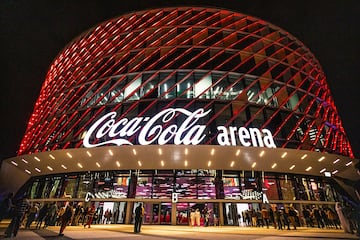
top-left (134, 203), bottom-right (144, 233)
top-left (5, 194), bottom-right (30, 237)
top-left (58, 202), bottom-right (73, 236)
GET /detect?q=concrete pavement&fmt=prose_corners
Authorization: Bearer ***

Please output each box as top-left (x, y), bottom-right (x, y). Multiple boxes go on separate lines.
top-left (1, 221), bottom-right (358, 239)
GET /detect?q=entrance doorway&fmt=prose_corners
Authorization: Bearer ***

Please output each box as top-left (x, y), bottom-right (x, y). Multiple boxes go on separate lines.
top-left (137, 202), bottom-right (172, 225)
top-left (224, 203), bottom-right (258, 226)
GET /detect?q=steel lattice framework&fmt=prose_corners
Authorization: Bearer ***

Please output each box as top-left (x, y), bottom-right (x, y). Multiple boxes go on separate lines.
top-left (19, 7), bottom-right (353, 158)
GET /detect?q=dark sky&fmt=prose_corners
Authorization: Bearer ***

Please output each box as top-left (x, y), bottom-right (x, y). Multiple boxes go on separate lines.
top-left (1, 0), bottom-right (359, 160)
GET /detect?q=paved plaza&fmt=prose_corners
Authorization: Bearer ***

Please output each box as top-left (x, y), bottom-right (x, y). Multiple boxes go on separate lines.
top-left (0, 220), bottom-right (358, 240)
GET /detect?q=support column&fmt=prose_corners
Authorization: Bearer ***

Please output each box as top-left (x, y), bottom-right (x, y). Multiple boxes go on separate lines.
top-left (125, 201), bottom-right (133, 224)
top-left (171, 202), bottom-right (177, 225)
top-left (219, 202), bottom-right (224, 226)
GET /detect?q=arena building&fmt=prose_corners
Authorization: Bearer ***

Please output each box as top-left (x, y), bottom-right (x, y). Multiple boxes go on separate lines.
top-left (1, 7), bottom-right (359, 226)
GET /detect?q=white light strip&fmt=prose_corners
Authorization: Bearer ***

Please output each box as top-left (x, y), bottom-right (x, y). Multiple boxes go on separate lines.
top-left (345, 161), bottom-right (352, 167)
top-left (158, 148), bottom-right (162, 155)
top-left (138, 161), bottom-right (142, 167)
top-left (67, 153), bottom-right (72, 158)
top-left (47, 166), bottom-right (53, 171)
top-left (211, 149), bottom-right (215, 155)
top-left (35, 168), bottom-right (41, 173)
top-left (289, 165), bottom-right (295, 170)
top-left (208, 161), bottom-right (212, 167)
top-left (301, 154), bottom-right (307, 160)
top-left (271, 163), bottom-right (277, 169)
top-left (25, 169), bottom-right (31, 174)
top-left (34, 157), bottom-right (40, 162)
top-left (61, 164), bottom-right (67, 169)
top-left (252, 162), bottom-right (256, 168)
top-left (333, 158), bottom-right (340, 164)
top-left (108, 150), bottom-right (113, 156)
top-left (320, 168), bottom-right (326, 173)
top-left (86, 151), bottom-right (92, 157)
top-left (318, 156), bottom-right (325, 162)
top-left (305, 166), bottom-right (312, 171)
top-left (49, 154), bottom-right (55, 160)
top-left (281, 152), bottom-right (287, 158)
top-left (230, 161), bottom-right (235, 167)
top-left (77, 163), bottom-right (83, 168)
top-left (332, 170), bottom-right (338, 174)
top-left (235, 149), bottom-right (240, 156)
top-left (22, 158), bottom-right (28, 164)
top-left (96, 162), bottom-right (101, 168)
top-left (133, 149), bottom-right (137, 155)
top-left (185, 148), bottom-right (188, 155)
top-left (11, 161), bottom-right (18, 166)
top-left (161, 160), bottom-right (164, 167)
top-left (259, 151), bottom-right (265, 157)
top-left (116, 161), bottom-right (120, 167)
top-left (184, 160), bottom-right (188, 167)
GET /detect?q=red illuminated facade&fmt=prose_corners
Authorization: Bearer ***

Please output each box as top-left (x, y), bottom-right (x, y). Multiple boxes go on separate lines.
top-left (2, 7), bottom-right (359, 227)
top-left (19, 7), bottom-right (353, 157)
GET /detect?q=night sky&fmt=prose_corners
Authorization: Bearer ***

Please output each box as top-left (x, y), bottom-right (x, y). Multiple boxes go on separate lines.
top-left (1, 0), bottom-right (359, 160)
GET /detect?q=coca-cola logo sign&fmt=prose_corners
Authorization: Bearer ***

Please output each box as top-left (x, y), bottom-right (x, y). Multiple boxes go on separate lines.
top-left (83, 108), bottom-right (276, 148)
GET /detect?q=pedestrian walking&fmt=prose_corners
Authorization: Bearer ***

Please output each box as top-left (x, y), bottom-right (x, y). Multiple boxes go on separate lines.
top-left (35, 203), bottom-right (49, 229)
top-left (134, 203), bottom-right (144, 233)
top-left (25, 202), bottom-right (39, 229)
top-left (58, 202), bottom-right (73, 236)
top-left (5, 193), bottom-right (30, 238)
top-left (83, 204), bottom-right (96, 228)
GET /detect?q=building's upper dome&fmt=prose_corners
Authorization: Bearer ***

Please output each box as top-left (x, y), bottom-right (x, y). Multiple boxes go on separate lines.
top-left (19, 7), bottom-right (353, 157)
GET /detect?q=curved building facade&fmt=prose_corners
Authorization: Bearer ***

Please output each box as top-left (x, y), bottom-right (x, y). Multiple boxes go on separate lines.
top-left (1, 7), bottom-right (358, 226)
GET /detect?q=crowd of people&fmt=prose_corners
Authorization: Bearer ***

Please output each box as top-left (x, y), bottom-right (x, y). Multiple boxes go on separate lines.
top-left (0, 194), bottom-right (123, 237)
top-left (238, 204), bottom-right (358, 233)
top-left (0, 195), bottom-right (359, 237)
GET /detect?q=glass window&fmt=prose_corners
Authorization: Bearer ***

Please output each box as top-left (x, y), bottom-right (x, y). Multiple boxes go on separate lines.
top-left (29, 179), bottom-right (39, 199)
top-left (153, 174), bottom-right (174, 199)
top-left (197, 170), bottom-right (216, 199)
top-left (62, 175), bottom-right (78, 198)
top-left (177, 72), bottom-right (194, 98)
top-left (141, 74), bottom-right (159, 99)
top-left (112, 173), bottom-right (130, 199)
top-left (77, 173), bottom-right (94, 199)
top-left (194, 74), bottom-right (212, 99)
top-left (262, 175), bottom-right (279, 200)
top-left (223, 174), bottom-right (241, 199)
top-left (136, 174), bottom-right (153, 199)
top-left (279, 175), bottom-right (296, 200)
top-left (159, 73), bottom-right (176, 99)
top-left (176, 170), bottom-right (197, 199)
top-left (124, 75), bottom-right (141, 100)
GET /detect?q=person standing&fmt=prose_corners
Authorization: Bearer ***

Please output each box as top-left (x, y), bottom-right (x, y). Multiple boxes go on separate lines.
top-left (134, 203), bottom-right (144, 233)
top-left (288, 206), bottom-right (297, 230)
top-left (190, 209), bottom-right (195, 226)
top-left (274, 207), bottom-right (282, 230)
top-left (195, 208), bottom-right (201, 226)
top-left (58, 202), bottom-right (73, 236)
top-left (261, 206), bottom-right (270, 228)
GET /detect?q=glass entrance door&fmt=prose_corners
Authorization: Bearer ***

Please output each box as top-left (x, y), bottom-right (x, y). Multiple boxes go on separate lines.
top-left (143, 202), bottom-right (160, 224)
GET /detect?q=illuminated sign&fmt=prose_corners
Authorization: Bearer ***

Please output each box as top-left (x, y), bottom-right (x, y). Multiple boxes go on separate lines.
top-left (83, 108), bottom-right (276, 148)
top-left (85, 190), bottom-right (127, 202)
